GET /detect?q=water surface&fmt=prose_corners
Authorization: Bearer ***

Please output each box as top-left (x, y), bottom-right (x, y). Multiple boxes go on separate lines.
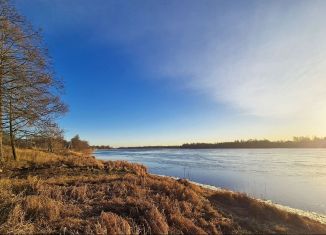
top-left (94, 148), bottom-right (326, 214)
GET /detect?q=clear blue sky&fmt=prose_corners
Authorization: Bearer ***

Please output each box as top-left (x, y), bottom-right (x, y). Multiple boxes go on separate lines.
top-left (14, 0), bottom-right (326, 146)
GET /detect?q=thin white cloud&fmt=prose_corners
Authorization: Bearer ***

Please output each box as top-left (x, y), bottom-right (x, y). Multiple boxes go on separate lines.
top-left (17, 0), bottom-right (326, 121)
top-left (141, 1), bottom-right (326, 119)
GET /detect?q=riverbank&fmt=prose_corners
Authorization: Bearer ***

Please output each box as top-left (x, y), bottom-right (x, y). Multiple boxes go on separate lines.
top-left (1, 148), bottom-right (326, 234)
top-left (157, 174), bottom-right (326, 225)
top-left (94, 148), bottom-right (326, 215)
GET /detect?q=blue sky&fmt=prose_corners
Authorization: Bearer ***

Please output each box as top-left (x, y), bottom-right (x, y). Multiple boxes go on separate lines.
top-left (14, 0), bottom-right (326, 146)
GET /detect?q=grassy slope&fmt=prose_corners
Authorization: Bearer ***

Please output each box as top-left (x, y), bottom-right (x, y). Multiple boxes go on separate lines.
top-left (0, 148), bottom-right (325, 234)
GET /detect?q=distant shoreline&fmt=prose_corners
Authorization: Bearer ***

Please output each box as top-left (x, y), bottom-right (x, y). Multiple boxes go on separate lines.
top-left (95, 146), bottom-right (326, 150)
top-left (92, 137), bottom-right (326, 149)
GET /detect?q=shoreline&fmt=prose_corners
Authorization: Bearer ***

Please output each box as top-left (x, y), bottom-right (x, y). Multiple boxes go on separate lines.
top-left (156, 173), bottom-right (326, 225)
top-left (2, 148), bottom-right (326, 234)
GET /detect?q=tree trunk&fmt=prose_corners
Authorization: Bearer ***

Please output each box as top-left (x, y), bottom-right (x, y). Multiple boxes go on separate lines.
top-left (48, 138), bottom-right (53, 152)
top-left (0, 69), bottom-right (3, 162)
top-left (9, 97), bottom-right (17, 160)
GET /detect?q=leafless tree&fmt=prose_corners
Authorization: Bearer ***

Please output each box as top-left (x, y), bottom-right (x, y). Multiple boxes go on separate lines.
top-left (0, 0), bottom-right (67, 160)
top-left (70, 135), bottom-right (90, 152)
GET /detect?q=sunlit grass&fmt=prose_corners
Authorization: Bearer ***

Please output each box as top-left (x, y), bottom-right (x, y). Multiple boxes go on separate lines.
top-left (0, 148), bottom-right (325, 234)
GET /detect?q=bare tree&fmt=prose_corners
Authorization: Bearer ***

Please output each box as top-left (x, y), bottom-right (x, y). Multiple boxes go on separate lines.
top-left (32, 122), bottom-right (65, 153)
top-left (70, 135), bottom-right (90, 152)
top-left (0, 0), bottom-right (67, 160)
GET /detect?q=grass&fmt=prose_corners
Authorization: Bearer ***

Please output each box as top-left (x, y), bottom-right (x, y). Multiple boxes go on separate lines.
top-left (0, 147), bottom-right (325, 234)
top-left (2, 146), bottom-right (103, 169)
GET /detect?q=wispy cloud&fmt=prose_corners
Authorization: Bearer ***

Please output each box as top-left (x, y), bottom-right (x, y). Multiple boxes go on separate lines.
top-left (18, 0), bottom-right (326, 121)
top-left (129, 0), bottom-right (326, 119)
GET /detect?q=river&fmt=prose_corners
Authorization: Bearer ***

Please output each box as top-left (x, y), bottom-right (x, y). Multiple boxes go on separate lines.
top-left (94, 148), bottom-right (326, 215)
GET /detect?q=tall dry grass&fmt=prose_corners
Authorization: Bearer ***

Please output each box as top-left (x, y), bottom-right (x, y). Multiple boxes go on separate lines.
top-left (0, 147), bottom-right (325, 234)
top-left (2, 146), bottom-right (103, 169)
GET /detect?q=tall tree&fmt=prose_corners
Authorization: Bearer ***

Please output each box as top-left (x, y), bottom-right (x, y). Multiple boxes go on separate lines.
top-left (0, 0), bottom-right (67, 160)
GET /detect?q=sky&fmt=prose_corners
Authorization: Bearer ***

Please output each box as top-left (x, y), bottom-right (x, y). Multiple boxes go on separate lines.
top-left (13, 0), bottom-right (326, 147)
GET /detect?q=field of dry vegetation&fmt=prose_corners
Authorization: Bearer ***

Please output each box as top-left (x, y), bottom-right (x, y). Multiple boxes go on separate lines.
top-left (0, 148), bottom-right (326, 234)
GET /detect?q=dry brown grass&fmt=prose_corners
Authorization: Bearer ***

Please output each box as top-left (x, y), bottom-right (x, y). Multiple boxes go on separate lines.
top-left (0, 148), bottom-right (325, 234)
top-left (208, 189), bottom-right (326, 233)
top-left (3, 146), bottom-right (104, 170)
top-left (98, 212), bottom-right (131, 235)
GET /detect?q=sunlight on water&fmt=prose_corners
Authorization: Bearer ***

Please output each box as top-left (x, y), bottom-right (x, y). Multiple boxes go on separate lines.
top-left (94, 148), bottom-right (326, 214)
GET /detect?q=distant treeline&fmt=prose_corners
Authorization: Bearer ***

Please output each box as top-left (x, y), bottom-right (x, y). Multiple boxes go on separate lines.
top-left (181, 137), bottom-right (326, 149)
top-left (92, 145), bottom-right (112, 150)
top-left (5, 134), bottom-right (90, 153)
top-left (115, 137), bottom-right (326, 149)
top-left (118, 146), bottom-right (179, 150)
